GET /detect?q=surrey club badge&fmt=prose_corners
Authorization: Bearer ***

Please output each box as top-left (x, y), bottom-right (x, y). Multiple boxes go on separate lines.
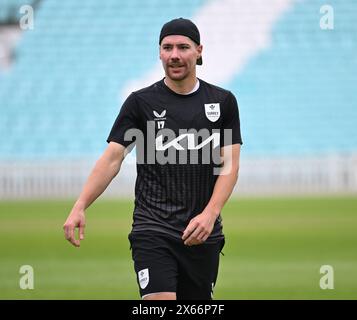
top-left (138, 268), bottom-right (149, 289)
top-left (204, 103), bottom-right (220, 122)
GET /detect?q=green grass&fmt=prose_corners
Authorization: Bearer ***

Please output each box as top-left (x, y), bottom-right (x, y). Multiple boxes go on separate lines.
top-left (0, 197), bottom-right (356, 299)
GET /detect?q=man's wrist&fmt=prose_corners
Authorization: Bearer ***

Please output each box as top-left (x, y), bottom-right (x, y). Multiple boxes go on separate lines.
top-left (73, 199), bottom-right (87, 212)
top-left (205, 204), bottom-right (221, 219)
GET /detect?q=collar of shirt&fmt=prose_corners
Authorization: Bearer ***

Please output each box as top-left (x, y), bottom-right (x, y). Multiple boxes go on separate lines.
top-left (163, 78), bottom-right (200, 95)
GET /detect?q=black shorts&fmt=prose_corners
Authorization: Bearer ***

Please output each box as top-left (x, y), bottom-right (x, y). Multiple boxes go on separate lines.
top-left (128, 231), bottom-right (225, 300)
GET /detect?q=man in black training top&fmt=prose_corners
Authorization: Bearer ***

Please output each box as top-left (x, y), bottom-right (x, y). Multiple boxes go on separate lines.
top-left (63, 18), bottom-right (242, 300)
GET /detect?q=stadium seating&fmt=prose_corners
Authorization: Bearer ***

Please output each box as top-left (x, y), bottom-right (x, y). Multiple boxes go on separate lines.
top-left (0, 0), bottom-right (356, 160)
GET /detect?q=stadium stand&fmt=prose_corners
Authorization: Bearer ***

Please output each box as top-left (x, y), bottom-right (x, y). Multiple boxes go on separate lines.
top-left (0, 0), bottom-right (206, 160)
top-left (0, 0), bottom-right (356, 197)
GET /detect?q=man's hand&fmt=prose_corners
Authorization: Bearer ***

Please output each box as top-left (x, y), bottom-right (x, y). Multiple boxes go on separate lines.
top-left (63, 208), bottom-right (86, 247)
top-left (62, 142), bottom-right (127, 248)
top-left (181, 144), bottom-right (240, 246)
top-left (182, 209), bottom-right (218, 246)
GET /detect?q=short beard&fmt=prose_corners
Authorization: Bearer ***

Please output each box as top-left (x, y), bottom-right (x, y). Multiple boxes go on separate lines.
top-left (165, 66), bottom-right (189, 82)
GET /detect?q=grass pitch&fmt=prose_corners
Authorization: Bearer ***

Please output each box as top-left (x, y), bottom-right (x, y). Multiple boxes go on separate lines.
top-left (0, 196), bottom-right (356, 299)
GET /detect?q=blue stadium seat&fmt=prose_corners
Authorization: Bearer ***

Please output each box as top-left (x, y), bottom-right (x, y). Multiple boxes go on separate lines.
top-left (0, 0), bottom-right (356, 159)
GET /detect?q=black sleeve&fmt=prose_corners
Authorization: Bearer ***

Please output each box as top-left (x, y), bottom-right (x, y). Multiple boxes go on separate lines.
top-left (221, 91), bottom-right (243, 146)
top-left (106, 93), bottom-right (140, 147)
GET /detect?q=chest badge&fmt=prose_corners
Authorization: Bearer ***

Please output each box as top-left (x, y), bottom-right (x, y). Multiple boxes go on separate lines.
top-left (204, 103), bottom-right (220, 122)
top-left (153, 109), bottom-right (166, 129)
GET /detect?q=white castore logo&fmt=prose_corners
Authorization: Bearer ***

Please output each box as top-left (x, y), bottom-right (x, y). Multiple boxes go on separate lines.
top-left (204, 103), bottom-right (220, 122)
top-left (153, 110), bottom-right (166, 118)
top-left (153, 110), bottom-right (166, 129)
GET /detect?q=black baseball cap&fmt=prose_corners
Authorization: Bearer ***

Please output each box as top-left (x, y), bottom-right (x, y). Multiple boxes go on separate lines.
top-left (159, 18), bottom-right (202, 65)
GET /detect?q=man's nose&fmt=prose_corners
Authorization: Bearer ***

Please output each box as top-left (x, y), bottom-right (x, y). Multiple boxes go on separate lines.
top-left (170, 47), bottom-right (180, 60)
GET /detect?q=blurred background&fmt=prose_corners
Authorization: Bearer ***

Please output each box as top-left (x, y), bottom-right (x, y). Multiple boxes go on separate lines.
top-left (0, 0), bottom-right (356, 299)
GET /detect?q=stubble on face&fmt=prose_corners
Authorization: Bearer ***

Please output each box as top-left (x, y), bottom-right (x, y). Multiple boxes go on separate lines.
top-left (160, 35), bottom-right (201, 82)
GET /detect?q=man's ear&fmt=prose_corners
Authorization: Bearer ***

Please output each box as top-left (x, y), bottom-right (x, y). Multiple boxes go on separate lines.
top-left (197, 44), bottom-right (203, 59)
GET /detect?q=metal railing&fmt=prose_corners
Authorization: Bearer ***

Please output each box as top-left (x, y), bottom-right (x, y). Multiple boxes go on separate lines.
top-left (0, 153), bottom-right (356, 199)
